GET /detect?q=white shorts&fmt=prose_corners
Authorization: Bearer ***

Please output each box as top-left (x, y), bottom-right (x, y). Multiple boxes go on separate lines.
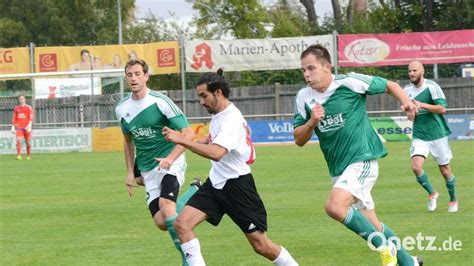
top-left (332, 160), bottom-right (378, 210)
top-left (410, 137), bottom-right (452, 165)
top-left (141, 154), bottom-right (187, 205)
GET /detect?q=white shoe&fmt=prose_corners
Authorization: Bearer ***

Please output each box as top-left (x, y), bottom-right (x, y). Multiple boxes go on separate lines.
top-left (448, 201), bottom-right (458, 212)
top-left (428, 192), bottom-right (439, 212)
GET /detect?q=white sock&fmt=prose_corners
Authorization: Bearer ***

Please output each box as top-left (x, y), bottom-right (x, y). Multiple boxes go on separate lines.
top-left (272, 246), bottom-right (298, 266)
top-left (181, 238), bottom-right (205, 266)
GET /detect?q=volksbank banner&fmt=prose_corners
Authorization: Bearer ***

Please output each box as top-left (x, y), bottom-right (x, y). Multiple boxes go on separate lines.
top-left (0, 128), bottom-right (92, 154)
top-left (185, 35), bottom-right (334, 72)
top-left (247, 114), bottom-right (473, 144)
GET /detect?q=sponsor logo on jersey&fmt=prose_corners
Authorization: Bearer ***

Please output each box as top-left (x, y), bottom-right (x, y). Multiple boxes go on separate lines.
top-left (318, 113), bottom-right (345, 132)
top-left (130, 127), bottom-right (156, 139)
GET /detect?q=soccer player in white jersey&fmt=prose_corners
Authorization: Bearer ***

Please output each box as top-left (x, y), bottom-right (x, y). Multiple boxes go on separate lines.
top-left (293, 44), bottom-right (422, 266)
top-left (162, 69), bottom-right (298, 266)
top-left (115, 59), bottom-right (199, 265)
top-left (405, 60), bottom-right (458, 212)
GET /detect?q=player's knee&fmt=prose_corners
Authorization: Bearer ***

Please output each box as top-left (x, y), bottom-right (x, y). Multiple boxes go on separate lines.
top-left (325, 202), bottom-right (344, 221)
top-left (250, 239), bottom-right (271, 257)
top-left (153, 214), bottom-right (167, 231)
top-left (173, 217), bottom-right (189, 235)
top-left (411, 163), bottom-right (423, 174)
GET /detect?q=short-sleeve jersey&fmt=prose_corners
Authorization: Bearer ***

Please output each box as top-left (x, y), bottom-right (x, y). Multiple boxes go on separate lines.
top-left (208, 103), bottom-right (256, 189)
top-left (12, 104), bottom-right (33, 129)
top-left (404, 79), bottom-right (451, 141)
top-left (115, 89), bottom-right (189, 171)
top-left (293, 73), bottom-right (388, 177)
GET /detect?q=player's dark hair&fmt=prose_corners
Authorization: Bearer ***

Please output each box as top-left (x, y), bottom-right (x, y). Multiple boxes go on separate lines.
top-left (80, 49), bottom-right (90, 56)
top-left (124, 59), bottom-right (149, 74)
top-left (300, 44), bottom-right (331, 64)
top-left (197, 68), bottom-right (230, 98)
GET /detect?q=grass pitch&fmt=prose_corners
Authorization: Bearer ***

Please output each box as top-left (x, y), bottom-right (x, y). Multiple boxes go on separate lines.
top-left (1, 141), bottom-right (473, 265)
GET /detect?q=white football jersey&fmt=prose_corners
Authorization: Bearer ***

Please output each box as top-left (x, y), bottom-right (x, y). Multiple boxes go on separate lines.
top-left (208, 103), bottom-right (255, 189)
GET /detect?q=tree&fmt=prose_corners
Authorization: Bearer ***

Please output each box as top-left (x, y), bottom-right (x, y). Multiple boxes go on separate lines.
top-left (299, 0), bottom-right (319, 33)
top-left (191, 0), bottom-right (269, 39)
top-left (268, 0), bottom-right (314, 37)
top-left (0, 0), bottom-right (135, 47)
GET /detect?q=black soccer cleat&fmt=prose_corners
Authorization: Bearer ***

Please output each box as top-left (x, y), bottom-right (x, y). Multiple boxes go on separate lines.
top-left (190, 177), bottom-right (202, 188)
top-left (414, 256), bottom-right (423, 266)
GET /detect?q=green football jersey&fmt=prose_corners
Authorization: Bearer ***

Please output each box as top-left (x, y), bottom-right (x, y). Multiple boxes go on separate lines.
top-left (115, 90), bottom-right (189, 171)
top-left (293, 73), bottom-right (388, 177)
top-left (404, 79), bottom-right (451, 141)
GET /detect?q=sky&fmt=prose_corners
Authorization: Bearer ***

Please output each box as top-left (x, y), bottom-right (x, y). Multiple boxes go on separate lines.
top-left (134, 0), bottom-right (334, 22)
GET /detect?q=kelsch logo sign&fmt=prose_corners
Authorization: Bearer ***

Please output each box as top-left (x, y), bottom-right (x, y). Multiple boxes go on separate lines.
top-left (344, 38), bottom-right (390, 64)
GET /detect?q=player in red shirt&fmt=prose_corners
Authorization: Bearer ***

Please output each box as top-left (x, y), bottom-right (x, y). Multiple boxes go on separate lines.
top-left (11, 95), bottom-right (34, 160)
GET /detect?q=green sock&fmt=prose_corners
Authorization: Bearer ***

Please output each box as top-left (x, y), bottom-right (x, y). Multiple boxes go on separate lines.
top-left (165, 214), bottom-right (188, 266)
top-left (343, 207), bottom-right (383, 249)
top-left (446, 176), bottom-right (457, 202)
top-left (416, 171), bottom-right (435, 195)
top-left (176, 185), bottom-right (199, 214)
top-left (382, 223), bottom-right (414, 266)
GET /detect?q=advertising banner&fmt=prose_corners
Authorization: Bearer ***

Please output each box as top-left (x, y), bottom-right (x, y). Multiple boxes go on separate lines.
top-left (338, 29), bottom-right (474, 67)
top-left (0, 47), bottom-right (30, 75)
top-left (371, 114), bottom-right (474, 141)
top-left (35, 78), bottom-right (101, 99)
top-left (92, 127), bottom-right (123, 152)
top-left (185, 35), bottom-right (334, 72)
top-left (34, 41), bottom-right (180, 75)
top-left (248, 120), bottom-right (318, 144)
top-left (0, 128), bottom-right (92, 154)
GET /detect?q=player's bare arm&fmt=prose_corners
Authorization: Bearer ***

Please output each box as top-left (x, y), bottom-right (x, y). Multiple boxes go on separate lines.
top-left (123, 134), bottom-right (137, 197)
top-left (386, 80), bottom-right (418, 121)
top-left (156, 127), bottom-right (195, 169)
top-left (294, 103), bottom-right (324, 147)
top-left (162, 126), bottom-right (227, 161)
top-left (412, 100), bottom-right (446, 115)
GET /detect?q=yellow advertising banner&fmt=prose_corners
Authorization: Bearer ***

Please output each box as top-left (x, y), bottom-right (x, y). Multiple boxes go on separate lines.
top-left (92, 127), bottom-right (124, 152)
top-left (34, 42), bottom-right (180, 75)
top-left (0, 47), bottom-right (30, 74)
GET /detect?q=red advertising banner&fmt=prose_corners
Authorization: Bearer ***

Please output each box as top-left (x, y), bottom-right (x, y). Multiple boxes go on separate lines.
top-left (338, 30), bottom-right (474, 67)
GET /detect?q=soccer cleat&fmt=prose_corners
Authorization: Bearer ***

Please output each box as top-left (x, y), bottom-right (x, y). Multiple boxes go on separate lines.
top-left (413, 256), bottom-right (423, 266)
top-left (16, 155), bottom-right (22, 160)
top-left (428, 192), bottom-right (439, 211)
top-left (26, 156), bottom-right (31, 160)
top-left (378, 242), bottom-right (397, 266)
top-left (190, 177), bottom-right (202, 188)
top-left (448, 201), bottom-right (458, 212)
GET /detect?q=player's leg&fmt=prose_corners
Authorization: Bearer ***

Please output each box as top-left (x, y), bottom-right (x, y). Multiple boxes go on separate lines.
top-left (158, 174), bottom-right (188, 265)
top-left (175, 178), bottom-right (217, 266)
top-left (25, 131), bottom-right (32, 159)
top-left (327, 161), bottom-right (396, 265)
top-left (411, 140), bottom-right (438, 211)
top-left (223, 174), bottom-right (298, 265)
top-left (430, 137), bottom-right (457, 212)
top-left (15, 131), bottom-right (23, 160)
top-left (361, 209), bottom-right (420, 266)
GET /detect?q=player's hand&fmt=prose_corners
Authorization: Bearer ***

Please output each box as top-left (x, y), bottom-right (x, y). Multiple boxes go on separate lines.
top-left (11, 125), bottom-right (15, 134)
top-left (155, 157), bottom-right (173, 170)
top-left (401, 101), bottom-right (418, 121)
top-left (412, 100), bottom-right (424, 109)
top-left (26, 125), bottom-right (32, 133)
top-left (162, 126), bottom-right (182, 144)
top-left (310, 103), bottom-right (325, 126)
top-left (125, 173), bottom-right (137, 197)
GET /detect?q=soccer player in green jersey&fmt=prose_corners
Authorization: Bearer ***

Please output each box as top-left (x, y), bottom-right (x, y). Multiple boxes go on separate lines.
top-left (115, 59), bottom-right (198, 265)
top-left (405, 61), bottom-right (458, 212)
top-left (293, 44), bottom-right (422, 266)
